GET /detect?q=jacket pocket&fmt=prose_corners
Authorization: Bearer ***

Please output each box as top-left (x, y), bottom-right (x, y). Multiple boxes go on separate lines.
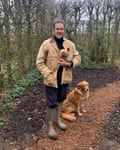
top-left (63, 68), bottom-right (72, 83)
top-left (46, 72), bottom-right (57, 86)
top-left (47, 57), bottom-right (59, 72)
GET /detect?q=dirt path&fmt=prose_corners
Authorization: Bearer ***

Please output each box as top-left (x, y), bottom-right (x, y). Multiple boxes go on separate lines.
top-left (30, 81), bottom-right (120, 150)
top-left (0, 68), bottom-right (120, 150)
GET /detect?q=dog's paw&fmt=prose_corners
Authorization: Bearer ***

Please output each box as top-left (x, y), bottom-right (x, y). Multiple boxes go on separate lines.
top-left (82, 109), bottom-right (87, 113)
top-left (71, 112), bottom-right (75, 116)
top-left (78, 112), bottom-right (83, 116)
top-left (71, 116), bottom-right (76, 121)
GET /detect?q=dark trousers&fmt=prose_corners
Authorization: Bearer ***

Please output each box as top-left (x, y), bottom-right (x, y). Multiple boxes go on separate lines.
top-left (45, 84), bottom-right (68, 108)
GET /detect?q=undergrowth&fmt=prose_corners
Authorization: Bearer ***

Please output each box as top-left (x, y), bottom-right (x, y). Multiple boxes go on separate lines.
top-left (0, 69), bottom-right (43, 112)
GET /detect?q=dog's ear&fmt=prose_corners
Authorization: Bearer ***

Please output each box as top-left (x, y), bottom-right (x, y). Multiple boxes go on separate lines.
top-left (67, 48), bottom-right (70, 51)
top-left (77, 84), bottom-right (84, 90)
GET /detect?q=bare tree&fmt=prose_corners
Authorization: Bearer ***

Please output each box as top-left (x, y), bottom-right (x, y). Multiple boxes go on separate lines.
top-left (111, 0), bottom-right (120, 64)
top-left (1, 0), bottom-right (13, 83)
top-left (85, 0), bottom-right (94, 61)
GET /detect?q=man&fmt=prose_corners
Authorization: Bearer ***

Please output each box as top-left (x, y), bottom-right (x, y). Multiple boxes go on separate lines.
top-left (36, 20), bottom-right (81, 140)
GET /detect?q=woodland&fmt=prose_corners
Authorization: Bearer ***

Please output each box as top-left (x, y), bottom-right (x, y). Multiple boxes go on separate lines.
top-left (0, 0), bottom-right (120, 149)
top-left (0, 0), bottom-right (120, 98)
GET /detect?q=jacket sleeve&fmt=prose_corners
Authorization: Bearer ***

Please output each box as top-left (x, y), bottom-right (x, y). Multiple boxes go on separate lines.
top-left (72, 43), bottom-right (81, 67)
top-left (36, 42), bottom-right (52, 78)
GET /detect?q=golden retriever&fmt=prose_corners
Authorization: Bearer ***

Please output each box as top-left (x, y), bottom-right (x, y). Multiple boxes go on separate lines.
top-left (61, 81), bottom-right (89, 121)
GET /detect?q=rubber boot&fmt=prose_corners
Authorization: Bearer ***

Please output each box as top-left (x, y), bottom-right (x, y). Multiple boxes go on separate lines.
top-left (56, 103), bottom-right (67, 130)
top-left (46, 107), bottom-right (58, 140)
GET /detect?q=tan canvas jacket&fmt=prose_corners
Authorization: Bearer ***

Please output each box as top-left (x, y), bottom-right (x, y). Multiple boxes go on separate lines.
top-left (36, 37), bottom-right (81, 88)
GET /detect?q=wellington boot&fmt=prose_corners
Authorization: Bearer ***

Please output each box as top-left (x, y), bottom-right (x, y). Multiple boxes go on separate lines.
top-left (55, 103), bottom-right (67, 130)
top-left (46, 107), bottom-right (58, 140)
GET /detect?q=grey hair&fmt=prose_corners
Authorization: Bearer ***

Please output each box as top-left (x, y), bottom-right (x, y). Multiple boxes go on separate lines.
top-left (52, 19), bottom-right (65, 30)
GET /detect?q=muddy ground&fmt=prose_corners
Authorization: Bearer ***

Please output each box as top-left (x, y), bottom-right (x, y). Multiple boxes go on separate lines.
top-left (0, 67), bottom-right (120, 150)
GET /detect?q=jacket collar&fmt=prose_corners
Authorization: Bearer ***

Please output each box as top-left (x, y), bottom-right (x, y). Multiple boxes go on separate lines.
top-left (49, 36), bottom-right (66, 51)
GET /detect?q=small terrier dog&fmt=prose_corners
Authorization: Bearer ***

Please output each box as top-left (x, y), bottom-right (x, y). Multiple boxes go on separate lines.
top-left (60, 48), bottom-right (73, 62)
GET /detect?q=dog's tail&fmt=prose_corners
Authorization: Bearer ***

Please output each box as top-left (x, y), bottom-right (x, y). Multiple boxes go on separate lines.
top-left (61, 113), bottom-right (76, 122)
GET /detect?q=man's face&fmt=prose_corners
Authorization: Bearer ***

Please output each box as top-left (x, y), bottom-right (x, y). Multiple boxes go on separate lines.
top-left (53, 23), bottom-right (65, 39)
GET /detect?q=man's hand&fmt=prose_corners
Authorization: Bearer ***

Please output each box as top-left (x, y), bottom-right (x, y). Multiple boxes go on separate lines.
top-left (58, 58), bottom-right (72, 67)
